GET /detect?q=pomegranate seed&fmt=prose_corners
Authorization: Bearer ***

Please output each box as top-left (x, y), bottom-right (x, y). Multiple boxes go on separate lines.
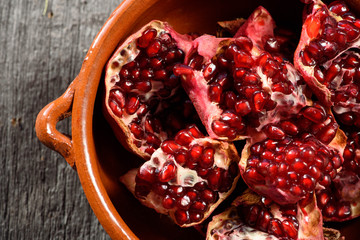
top-left (336, 203), bottom-right (351, 218)
top-left (280, 121), bottom-right (299, 135)
top-left (234, 50), bottom-right (254, 68)
top-left (235, 99), bottom-right (252, 116)
top-left (212, 120), bottom-right (231, 137)
top-left (220, 112), bottom-right (243, 130)
top-left (161, 140), bottom-right (181, 154)
top-left (209, 83), bottom-right (222, 103)
top-left (300, 174), bottom-right (315, 190)
top-left (126, 96), bottom-right (140, 114)
top-left (169, 186), bottom-right (185, 198)
top-left (217, 54), bottom-right (229, 69)
top-left (129, 122), bottom-right (144, 139)
top-left (109, 99), bottom-right (123, 117)
top-left (175, 209), bottom-right (189, 225)
top-left (191, 201), bottom-right (207, 213)
top-left (146, 40), bottom-right (161, 57)
top-left (135, 80), bottom-right (152, 92)
top-left (162, 195), bottom-right (175, 209)
top-left (158, 161), bottom-right (177, 182)
top-left (146, 133), bottom-right (161, 148)
top-left (282, 220), bottom-right (298, 239)
top-left (189, 212), bottom-right (203, 222)
top-left (119, 79), bottom-right (134, 92)
top-left (253, 91), bottom-right (268, 112)
top-left (203, 62), bottom-right (217, 80)
top-left (335, 30), bottom-right (347, 47)
top-left (264, 124), bottom-right (285, 140)
top-left (268, 219), bottom-right (283, 237)
top-left (316, 124), bottom-right (337, 144)
top-left (137, 28), bottom-right (157, 48)
top-left (138, 166), bottom-right (156, 183)
top-left (324, 63), bottom-right (341, 83)
top-left (175, 130), bottom-right (195, 146)
top-left (145, 146), bottom-right (156, 155)
top-left (224, 91), bottom-right (237, 109)
top-left (189, 144), bottom-right (203, 162)
top-left (200, 189), bottom-right (216, 203)
top-left (245, 168), bottom-right (265, 183)
top-left (300, 50), bottom-right (316, 66)
top-left (302, 106), bottom-right (326, 123)
top-left (175, 150), bottom-right (187, 165)
top-left (188, 54), bottom-right (204, 70)
top-left (329, 1), bottom-right (349, 15)
top-left (207, 168), bottom-right (222, 190)
top-left (200, 147), bottom-right (215, 168)
top-left (243, 72), bottom-right (260, 85)
top-left (187, 125), bottom-right (204, 138)
top-left (256, 210), bottom-right (272, 232)
top-left (262, 58), bottom-right (280, 77)
top-left (234, 37), bottom-right (253, 52)
top-left (324, 204), bottom-right (336, 218)
top-left (176, 195), bottom-right (191, 210)
top-left (264, 36), bottom-right (280, 53)
top-left (246, 205), bottom-right (260, 226)
top-left (306, 15), bottom-right (321, 39)
top-left (285, 147), bottom-right (300, 162)
top-left (275, 176), bottom-right (287, 188)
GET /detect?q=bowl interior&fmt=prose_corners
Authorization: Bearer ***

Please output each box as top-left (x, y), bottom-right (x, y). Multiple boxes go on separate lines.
top-left (91, 0), bottom-right (359, 239)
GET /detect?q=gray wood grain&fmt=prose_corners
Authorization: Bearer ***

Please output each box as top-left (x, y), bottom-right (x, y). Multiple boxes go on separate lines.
top-left (0, 1), bottom-right (122, 239)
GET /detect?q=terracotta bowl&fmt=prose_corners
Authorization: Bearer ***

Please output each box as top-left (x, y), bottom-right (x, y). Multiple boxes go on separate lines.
top-left (35, 0), bottom-right (360, 239)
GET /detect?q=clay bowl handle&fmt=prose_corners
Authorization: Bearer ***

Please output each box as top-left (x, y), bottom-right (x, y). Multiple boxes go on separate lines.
top-left (35, 78), bottom-right (79, 169)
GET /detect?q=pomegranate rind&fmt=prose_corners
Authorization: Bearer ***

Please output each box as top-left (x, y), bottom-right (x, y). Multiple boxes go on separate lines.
top-left (217, 18), bottom-right (246, 37)
top-left (120, 138), bottom-right (241, 227)
top-left (206, 189), bottom-right (325, 240)
top-left (234, 6), bottom-right (276, 47)
top-left (103, 20), bottom-right (193, 160)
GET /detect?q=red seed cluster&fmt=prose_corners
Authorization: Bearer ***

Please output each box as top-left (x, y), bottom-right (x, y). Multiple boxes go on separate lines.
top-left (187, 37), bottom-right (299, 139)
top-left (241, 202), bottom-right (299, 239)
top-left (244, 104), bottom-right (342, 200)
top-left (299, 1), bottom-right (360, 127)
top-left (134, 125), bottom-right (239, 225)
top-left (301, 1), bottom-right (360, 67)
top-left (343, 130), bottom-right (360, 174)
top-left (108, 28), bottom-right (196, 154)
top-left (316, 188), bottom-right (352, 220)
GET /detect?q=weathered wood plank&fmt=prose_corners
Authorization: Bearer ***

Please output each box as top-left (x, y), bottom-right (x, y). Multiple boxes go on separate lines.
top-left (1, 1), bottom-right (121, 239)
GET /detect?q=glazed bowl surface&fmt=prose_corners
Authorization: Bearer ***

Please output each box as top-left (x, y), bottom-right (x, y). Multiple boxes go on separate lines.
top-left (35, 0), bottom-right (360, 239)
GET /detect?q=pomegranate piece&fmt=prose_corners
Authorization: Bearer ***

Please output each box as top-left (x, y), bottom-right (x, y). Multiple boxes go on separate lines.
top-left (174, 7), bottom-right (307, 141)
top-left (316, 128), bottom-right (360, 222)
top-left (239, 103), bottom-right (347, 205)
top-left (206, 190), bottom-right (325, 240)
top-left (120, 125), bottom-right (240, 227)
top-left (294, 0), bottom-right (360, 127)
top-left (103, 20), bottom-right (201, 159)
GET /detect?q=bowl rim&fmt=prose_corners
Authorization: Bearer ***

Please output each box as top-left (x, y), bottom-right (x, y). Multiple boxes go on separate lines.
top-left (70, 0), bottom-right (162, 239)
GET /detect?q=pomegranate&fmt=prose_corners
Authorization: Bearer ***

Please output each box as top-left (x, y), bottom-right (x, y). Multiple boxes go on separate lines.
top-left (316, 128), bottom-right (360, 221)
top-left (239, 103), bottom-right (347, 205)
top-left (174, 7), bottom-right (307, 141)
top-left (100, 2), bottom-right (360, 238)
top-left (294, 0), bottom-right (360, 127)
top-left (120, 125), bottom-right (240, 227)
top-left (206, 189), bottom-right (326, 240)
top-left (103, 20), bottom-right (198, 159)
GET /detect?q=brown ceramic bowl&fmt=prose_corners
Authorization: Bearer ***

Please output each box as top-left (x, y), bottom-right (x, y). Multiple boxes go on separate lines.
top-left (35, 0), bottom-right (360, 239)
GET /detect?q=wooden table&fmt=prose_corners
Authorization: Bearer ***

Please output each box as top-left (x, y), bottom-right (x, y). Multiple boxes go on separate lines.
top-left (1, 1), bottom-right (122, 238)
